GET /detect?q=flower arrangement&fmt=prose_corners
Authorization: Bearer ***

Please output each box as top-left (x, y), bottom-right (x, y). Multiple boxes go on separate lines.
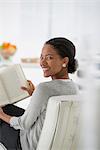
top-left (0, 42), bottom-right (17, 60)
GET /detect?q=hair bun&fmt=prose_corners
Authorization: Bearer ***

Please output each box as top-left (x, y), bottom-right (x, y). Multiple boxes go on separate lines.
top-left (68, 58), bottom-right (78, 73)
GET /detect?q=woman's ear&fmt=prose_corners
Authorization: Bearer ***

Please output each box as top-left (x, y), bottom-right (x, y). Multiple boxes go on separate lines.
top-left (63, 57), bottom-right (69, 65)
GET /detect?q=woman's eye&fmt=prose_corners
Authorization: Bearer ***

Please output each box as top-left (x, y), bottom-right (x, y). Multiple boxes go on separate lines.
top-left (40, 55), bottom-right (53, 61)
top-left (46, 56), bottom-right (53, 60)
top-left (40, 56), bottom-right (43, 60)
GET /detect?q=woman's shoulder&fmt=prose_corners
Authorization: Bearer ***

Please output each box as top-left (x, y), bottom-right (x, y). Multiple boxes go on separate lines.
top-left (37, 80), bottom-right (53, 88)
top-left (37, 79), bottom-right (75, 87)
top-left (36, 80), bottom-right (58, 90)
top-left (36, 79), bottom-right (77, 90)
top-left (34, 81), bottom-right (55, 95)
top-left (38, 79), bottom-right (62, 86)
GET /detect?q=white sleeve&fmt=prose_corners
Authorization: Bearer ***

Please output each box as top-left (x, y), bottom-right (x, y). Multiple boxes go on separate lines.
top-left (9, 83), bottom-right (50, 130)
top-left (10, 117), bottom-right (24, 130)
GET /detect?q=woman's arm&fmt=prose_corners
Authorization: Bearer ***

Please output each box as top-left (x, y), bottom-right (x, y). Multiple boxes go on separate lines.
top-left (10, 83), bottom-right (50, 130)
top-left (0, 83), bottom-right (50, 130)
top-left (0, 80), bottom-right (35, 125)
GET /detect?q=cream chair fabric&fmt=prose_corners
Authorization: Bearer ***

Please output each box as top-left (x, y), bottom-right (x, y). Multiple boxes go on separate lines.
top-left (36, 95), bottom-right (81, 150)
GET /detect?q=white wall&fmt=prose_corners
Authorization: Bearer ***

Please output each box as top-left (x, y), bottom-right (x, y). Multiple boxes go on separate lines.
top-left (0, 0), bottom-right (99, 62)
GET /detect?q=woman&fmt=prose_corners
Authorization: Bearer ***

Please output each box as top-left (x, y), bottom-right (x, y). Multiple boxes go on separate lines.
top-left (0, 37), bottom-right (78, 150)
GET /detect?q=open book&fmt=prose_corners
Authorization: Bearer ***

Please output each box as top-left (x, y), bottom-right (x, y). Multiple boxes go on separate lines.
top-left (0, 64), bottom-right (30, 106)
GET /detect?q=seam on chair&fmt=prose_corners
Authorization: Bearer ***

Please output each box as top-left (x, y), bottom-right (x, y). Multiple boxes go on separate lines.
top-left (70, 101), bottom-right (80, 150)
top-left (62, 101), bottom-right (73, 149)
top-left (50, 102), bottom-right (61, 150)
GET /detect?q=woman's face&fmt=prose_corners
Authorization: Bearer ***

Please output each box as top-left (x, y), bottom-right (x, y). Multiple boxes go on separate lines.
top-left (40, 44), bottom-right (68, 79)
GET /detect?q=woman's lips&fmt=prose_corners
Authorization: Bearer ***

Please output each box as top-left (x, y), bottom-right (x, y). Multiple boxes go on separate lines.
top-left (42, 67), bottom-right (49, 71)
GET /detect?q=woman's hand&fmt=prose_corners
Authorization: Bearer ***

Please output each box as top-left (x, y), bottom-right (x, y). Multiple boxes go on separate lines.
top-left (21, 80), bottom-right (35, 96)
top-left (0, 106), bottom-right (12, 123)
top-left (0, 107), bottom-right (4, 118)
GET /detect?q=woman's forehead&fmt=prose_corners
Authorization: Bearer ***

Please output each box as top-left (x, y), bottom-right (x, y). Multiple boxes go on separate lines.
top-left (41, 44), bottom-right (58, 55)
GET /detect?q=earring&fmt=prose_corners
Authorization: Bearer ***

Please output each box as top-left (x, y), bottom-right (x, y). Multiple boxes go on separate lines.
top-left (62, 63), bottom-right (66, 67)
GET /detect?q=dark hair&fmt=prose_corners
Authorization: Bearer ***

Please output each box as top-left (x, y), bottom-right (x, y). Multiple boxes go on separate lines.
top-left (45, 37), bottom-right (78, 73)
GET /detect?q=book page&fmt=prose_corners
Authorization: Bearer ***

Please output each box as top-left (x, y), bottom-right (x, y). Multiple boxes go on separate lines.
top-left (0, 79), bottom-right (9, 106)
top-left (0, 64), bottom-right (29, 104)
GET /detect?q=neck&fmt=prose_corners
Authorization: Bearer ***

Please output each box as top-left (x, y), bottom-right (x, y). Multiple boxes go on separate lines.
top-left (51, 69), bottom-right (69, 80)
top-left (52, 77), bottom-right (69, 80)
top-left (52, 74), bottom-right (69, 80)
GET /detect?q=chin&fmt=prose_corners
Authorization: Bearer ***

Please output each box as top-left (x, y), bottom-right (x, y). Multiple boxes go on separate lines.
top-left (44, 75), bottom-right (50, 78)
top-left (43, 73), bottom-right (50, 78)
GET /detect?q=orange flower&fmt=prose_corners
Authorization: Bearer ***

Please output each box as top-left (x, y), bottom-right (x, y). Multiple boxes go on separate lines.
top-left (0, 42), bottom-right (17, 59)
top-left (2, 42), bottom-right (10, 49)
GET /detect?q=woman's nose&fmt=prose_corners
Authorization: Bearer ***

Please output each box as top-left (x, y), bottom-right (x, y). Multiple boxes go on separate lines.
top-left (40, 58), bottom-right (47, 65)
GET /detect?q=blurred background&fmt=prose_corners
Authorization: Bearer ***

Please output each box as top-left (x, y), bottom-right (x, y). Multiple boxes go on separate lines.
top-left (0, 0), bottom-right (100, 149)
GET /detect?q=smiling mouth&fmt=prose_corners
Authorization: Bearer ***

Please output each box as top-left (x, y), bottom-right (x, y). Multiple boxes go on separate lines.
top-left (42, 68), bottom-right (49, 71)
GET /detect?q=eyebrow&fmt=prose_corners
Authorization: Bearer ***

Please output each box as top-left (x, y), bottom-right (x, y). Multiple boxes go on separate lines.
top-left (41, 54), bottom-right (54, 57)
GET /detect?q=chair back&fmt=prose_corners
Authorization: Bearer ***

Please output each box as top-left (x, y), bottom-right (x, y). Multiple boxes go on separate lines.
top-left (36, 95), bottom-right (81, 150)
